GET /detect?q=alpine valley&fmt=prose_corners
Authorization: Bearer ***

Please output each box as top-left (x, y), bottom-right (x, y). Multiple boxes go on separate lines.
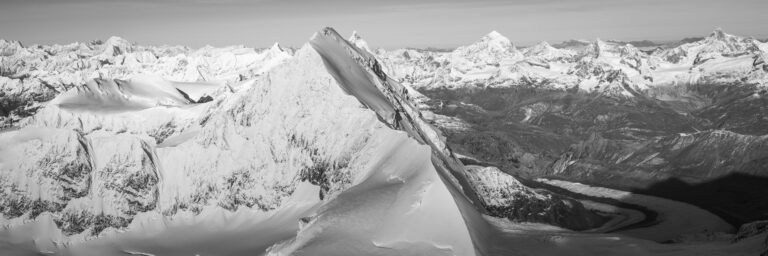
top-left (0, 27), bottom-right (766, 255)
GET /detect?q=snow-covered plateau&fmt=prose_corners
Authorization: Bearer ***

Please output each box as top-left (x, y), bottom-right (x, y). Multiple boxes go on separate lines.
top-left (0, 27), bottom-right (766, 255)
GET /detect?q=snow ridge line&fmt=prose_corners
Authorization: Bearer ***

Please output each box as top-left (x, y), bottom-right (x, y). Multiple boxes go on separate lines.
top-left (310, 27), bottom-right (486, 209)
top-left (310, 27), bottom-right (499, 255)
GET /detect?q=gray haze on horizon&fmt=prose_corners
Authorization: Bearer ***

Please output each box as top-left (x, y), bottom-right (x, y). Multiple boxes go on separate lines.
top-left (1, 0), bottom-right (767, 49)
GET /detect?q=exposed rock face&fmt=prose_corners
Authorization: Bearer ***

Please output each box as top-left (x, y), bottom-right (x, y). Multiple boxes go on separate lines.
top-left (731, 220), bottom-right (768, 256)
top-left (465, 166), bottom-right (605, 230)
top-left (0, 129), bottom-right (164, 237)
top-left (0, 77), bottom-right (59, 128)
top-left (0, 128), bottom-right (94, 225)
top-left (732, 220), bottom-right (768, 243)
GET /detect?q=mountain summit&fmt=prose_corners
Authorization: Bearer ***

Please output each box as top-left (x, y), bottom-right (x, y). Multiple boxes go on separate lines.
top-left (348, 30), bottom-right (373, 53)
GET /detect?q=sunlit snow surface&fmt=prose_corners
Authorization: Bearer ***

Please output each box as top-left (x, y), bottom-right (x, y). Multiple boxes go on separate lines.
top-left (0, 28), bottom-right (766, 256)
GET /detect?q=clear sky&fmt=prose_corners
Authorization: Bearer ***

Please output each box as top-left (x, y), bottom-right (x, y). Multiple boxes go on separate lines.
top-left (1, 0), bottom-right (766, 49)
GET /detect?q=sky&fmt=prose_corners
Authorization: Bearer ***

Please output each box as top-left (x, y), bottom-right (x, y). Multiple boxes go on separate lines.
top-left (1, 0), bottom-right (767, 49)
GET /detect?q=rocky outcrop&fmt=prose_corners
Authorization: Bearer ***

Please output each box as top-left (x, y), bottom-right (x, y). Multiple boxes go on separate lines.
top-left (732, 220), bottom-right (768, 256)
top-left (465, 166), bottom-right (605, 230)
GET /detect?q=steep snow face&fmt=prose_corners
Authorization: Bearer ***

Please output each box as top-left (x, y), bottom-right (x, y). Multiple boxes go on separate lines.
top-left (55, 135), bottom-right (160, 237)
top-left (0, 127), bottom-right (165, 238)
top-left (99, 36), bottom-right (135, 58)
top-left (311, 31), bottom-right (397, 124)
top-left (265, 130), bottom-right (477, 256)
top-left (0, 131), bottom-right (158, 240)
top-left (0, 128), bottom-right (93, 226)
top-left (460, 31), bottom-right (517, 57)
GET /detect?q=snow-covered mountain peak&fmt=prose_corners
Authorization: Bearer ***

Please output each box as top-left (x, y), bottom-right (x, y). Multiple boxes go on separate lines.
top-left (553, 39), bottom-right (592, 49)
top-left (478, 30), bottom-right (514, 50)
top-left (592, 38), bottom-right (615, 56)
top-left (452, 30), bottom-right (520, 60)
top-left (104, 36), bottom-right (130, 45)
top-left (484, 30), bottom-right (507, 41)
top-left (589, 39), bottom-right (644, 58)
top-left (702, 28), bottom-right (750, 46)
top-left (710, 27), bottom-right (727, 38)
top-left (525, 41), bottom-right (553, 54)
top-left (348, 30), bottom-right (372, 53)
top-left (100, 36), bottom-right (134, 56)
top-left (270, 42), bottom-right (284, 51)
top-left (710, 27), bottom-right (728, 40)
top-left (0, 39), bottom-right (23, 48)
top-left (0, 39), bottom-right (25, 56)
top-left (349, 30), bottom-right (362, 40)
top-left (661, 28), bottom-right (759, 64)
top-left (537, 40), bottom-right (552, 48)
top-left (522, 41), bottom-right (577, 64)
top-left (261, 42), bottom-right (291, 58)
